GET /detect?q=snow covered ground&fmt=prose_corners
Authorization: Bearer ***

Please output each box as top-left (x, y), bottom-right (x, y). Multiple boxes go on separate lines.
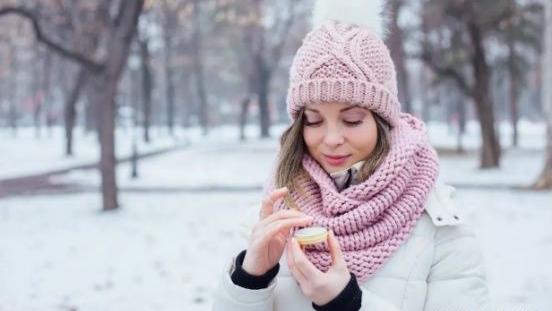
top-left (0, 125), bottom-right (285, 180)
top-left (0, 127), bottom-right (181, 180)
top-left (1, 122), bottom-right (551, 310)
top-left (0, 191), bottom-right (256, 311)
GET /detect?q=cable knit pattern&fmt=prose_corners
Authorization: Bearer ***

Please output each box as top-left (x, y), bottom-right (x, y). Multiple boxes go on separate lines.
top-left (287, 21), bottom-right (400, 126)
top-left (272, 114), bottom-right (439, 282)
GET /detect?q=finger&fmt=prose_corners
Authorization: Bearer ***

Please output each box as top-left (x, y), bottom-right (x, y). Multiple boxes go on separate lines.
top-left (290, 237), bottom-right (322, 280)
top-left (260, 187), bottom-right (289, 219)
top-left (327, 230), bottom-right (346, 266)
top-left (286, 240), bottom-right (308, 284)
top-left (258, 217), bottom-right (313, 245)
top-left (259, 209), bottom-right (311, 227)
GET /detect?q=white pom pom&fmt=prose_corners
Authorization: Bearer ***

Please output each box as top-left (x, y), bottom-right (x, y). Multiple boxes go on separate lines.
top-left (312, 0), bottom-right (387, 38)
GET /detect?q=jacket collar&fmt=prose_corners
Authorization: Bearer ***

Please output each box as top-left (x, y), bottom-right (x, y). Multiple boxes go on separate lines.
top-left (329, 160), bottom-right (365, 192)
top-left (424, 182), bottom-right (463, 226)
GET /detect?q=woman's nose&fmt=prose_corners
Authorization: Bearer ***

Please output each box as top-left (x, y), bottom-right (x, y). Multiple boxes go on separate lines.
top-left (323, 129), bottom-right (345, 147)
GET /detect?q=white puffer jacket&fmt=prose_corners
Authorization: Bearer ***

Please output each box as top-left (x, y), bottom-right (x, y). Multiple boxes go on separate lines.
top-left (212, 183), bottom-right (491, 311)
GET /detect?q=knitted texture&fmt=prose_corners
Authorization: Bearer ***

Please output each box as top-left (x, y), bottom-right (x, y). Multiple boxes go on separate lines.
top-left (271, 114), bottom-right (439, 282)
top-left (287, 20), bottom-right (400, 127)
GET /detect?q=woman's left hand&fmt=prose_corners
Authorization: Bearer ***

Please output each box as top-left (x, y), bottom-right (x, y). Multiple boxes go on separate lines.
top-left (286, 230), bottom-right (351, 306)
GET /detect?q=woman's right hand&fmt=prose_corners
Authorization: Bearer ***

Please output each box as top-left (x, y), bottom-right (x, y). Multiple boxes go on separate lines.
top-left (242, 187), bottom-right (313, 276)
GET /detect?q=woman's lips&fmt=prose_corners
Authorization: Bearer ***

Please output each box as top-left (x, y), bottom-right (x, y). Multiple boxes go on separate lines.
top-left (323, 154), bottom-right (351, 166)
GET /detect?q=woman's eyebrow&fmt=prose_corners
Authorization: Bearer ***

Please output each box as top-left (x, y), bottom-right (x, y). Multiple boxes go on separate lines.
top-left (340, 106), bottom-right (362, 112)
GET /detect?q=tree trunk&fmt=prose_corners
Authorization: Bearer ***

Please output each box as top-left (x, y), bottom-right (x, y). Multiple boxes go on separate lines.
top-left (130, 66), bottom-right (141, 127)
top-left (251, 20), bottom-right (272, 139)
top-left (239, 96), bottom-right (251, 140)
top-left (472, 71), bottom-right (501, 168)
top-left (64, 68), bottom-right (87, 156)
top-left (163, 34), bottom-right (175, 136)
top-left (456, 91), bottom-right (466, 153)
top-left (466, 4), bottom-right (501, 168)
top-left (84, 87), bottom-right (99, 135)
top-left (8, 43), bottom-right (18, 136)
top-left (33, 45), bottom-right (43, 138)
top-left (420, 67), bottom-right (431, 122)
top-left (139, 38), bottom-right (152, 143)
top-left (387, 0), bottom-right (412, 113)
top-left (508, 27), bottom-right (519, 148)
top-left (96, 0), bottom-right (144, 211)
top-left (43, 50), bottom-right (53, 138)
top-left (181, 71), bottom-right (193, 128)
top-left (257, 67), bottom-right (271, 138)
top-left (191, 0), bottom-right (209, 135)
top-left (534, 0), bottom-right (552, 189)
top-left (91, 73), bottom-right (119, 211)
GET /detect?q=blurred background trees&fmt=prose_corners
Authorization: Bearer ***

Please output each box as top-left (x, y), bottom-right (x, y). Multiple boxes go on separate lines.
top-left (0, 0), bottom-right (550, 210)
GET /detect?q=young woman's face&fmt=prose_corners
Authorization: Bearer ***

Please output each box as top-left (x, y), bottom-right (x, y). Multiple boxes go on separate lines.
top-left (302, 102), bottom-right (378, 174)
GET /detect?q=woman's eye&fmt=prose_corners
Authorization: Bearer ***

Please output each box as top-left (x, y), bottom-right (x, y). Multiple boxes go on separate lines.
top-left (344, 120), bottom-right (363, 126)
top-left (305, 120), bottom-right (322, 126)
top-left (304, 116), bottom-right (322, 126)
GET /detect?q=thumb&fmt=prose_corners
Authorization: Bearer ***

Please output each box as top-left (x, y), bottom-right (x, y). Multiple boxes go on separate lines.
top-left (327, 230), bottom-right (345, 266)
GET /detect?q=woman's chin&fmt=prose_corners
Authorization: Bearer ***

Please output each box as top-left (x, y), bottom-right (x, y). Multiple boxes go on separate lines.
top-left (322, 161), bottom-right (352, 173)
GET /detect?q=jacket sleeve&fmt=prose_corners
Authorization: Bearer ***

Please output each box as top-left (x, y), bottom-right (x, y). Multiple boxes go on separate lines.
top-left (359, 289), bottom-right (401, 311)
top-left (423, 224), bottom-right (492, 311)
top-left (312, 273), bottom-right (402, 311)
top-left (212, 205), bottom-right (277, 311)
top-left (212, 255), bottom-right (277, 311)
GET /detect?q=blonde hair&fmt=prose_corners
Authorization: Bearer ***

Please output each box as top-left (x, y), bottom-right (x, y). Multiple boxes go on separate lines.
top-left (275, 108), bottom-right (391, 204)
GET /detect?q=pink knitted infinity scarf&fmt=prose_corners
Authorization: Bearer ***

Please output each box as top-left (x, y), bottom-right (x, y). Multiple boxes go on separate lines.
top-left (275, 113), bottom-right (439, 282)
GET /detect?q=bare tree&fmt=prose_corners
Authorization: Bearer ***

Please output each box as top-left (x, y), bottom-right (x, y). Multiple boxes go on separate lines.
top-left (63, 1), bottom-right (105, 156)
top-left (7, 39), bottom-right (18, 136)
top-left (90, 1), bottom-right (145, 210)
top-left (215, 0), bottom-right (299, 138)
top-left (159, 0), bottom-right (179, 135)
top-left (420, 1), bottom-right (499, 168)
top-left (386, 0), bottom-right (412, 113)
top-left (506, 0), bottom-right (520, 147)
top-left (190, 0), bottom-right (210, 135)
top-left (0, 0), bottom-right (145, 210)
top-left (64, 68), bottom-right (87, 156)
top-left (534, 0), bottom-right (552, 190)
top-left (495, 0), bottom-right (543, 148)
top-left (419, 0), bottom-right (544, 168)
top-left (139, 36), bottom-right (153, 143)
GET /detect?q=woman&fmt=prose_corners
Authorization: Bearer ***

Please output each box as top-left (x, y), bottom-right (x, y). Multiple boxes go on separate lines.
top-left (213, 0), bottom-right (491, 310)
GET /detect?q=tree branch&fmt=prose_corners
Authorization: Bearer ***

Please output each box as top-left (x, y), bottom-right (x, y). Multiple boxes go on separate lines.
top-left (268, 0), bottom-right (296, 73)
top-left (0, 6), bottom-right (103, 72)
top-left (420, 50), bottom-right (473, 96)
top-left (481, 2), bottom-right (543, 32)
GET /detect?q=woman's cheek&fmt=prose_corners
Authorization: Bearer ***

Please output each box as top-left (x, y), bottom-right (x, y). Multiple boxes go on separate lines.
top-left (303, 128), bottom-right (320, 148)
top-left (349, 124), bottom-right (377, 152)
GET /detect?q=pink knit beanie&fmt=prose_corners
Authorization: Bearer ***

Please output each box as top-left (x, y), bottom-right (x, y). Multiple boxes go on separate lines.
top-left (286, 2), bottom-right (400, 127)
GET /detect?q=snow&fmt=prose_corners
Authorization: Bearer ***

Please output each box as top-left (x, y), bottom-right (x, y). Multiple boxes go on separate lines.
top-left (0, 124), bottom-right (286, 180)
top-left (0, 192), bottom-right (255, 311)
top-left (0, 127), bottom-right (182, 180)
top-left (51, 138), bottom-right (279, 190)
top-left (1, 122), bottom-right (551, 310)
top-left (427, 119), bottom-right (546, 151)
top-left (439, 149), bottom-right (546, 188)
top-left (457, 189), bottom-right (552, 311)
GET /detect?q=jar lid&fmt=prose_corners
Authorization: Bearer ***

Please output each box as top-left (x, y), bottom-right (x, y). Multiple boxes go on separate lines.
top-left (294, 226), bottom-right (328, 246)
